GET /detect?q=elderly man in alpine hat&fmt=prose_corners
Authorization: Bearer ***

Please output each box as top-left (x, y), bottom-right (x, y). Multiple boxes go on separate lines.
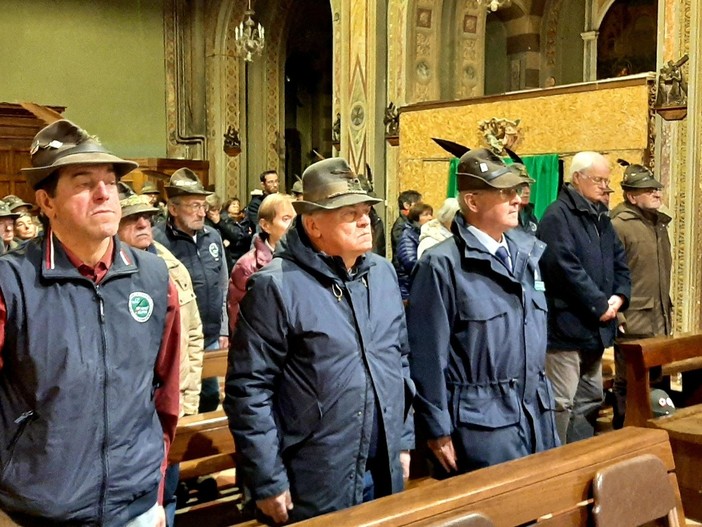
top-left (154, 168), bottom-right (229, 413)
top-left (610, 162), bottom-right (672, 428)
top-left (225, 157), bottom-right (415, 524)
top-left (408, 146), bottom-right (560, 477)
top-left (0, 119), bottom-right (180, 527)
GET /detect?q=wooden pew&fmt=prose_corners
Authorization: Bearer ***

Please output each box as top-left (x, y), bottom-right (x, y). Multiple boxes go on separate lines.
top-left (290, 427), bottom-right (683, 527)
top-left (170, 349), bottom-right (243, 526)
top-left (620, 332), bottom-right (702, 521)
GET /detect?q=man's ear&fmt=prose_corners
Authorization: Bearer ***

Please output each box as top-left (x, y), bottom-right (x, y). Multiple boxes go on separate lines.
top-left (462, 192), bottom-right (480, 214)
top-left (302, 214), bottom-right (321, 240)
top-left (167, 201), bottom-right (178, 217)
top-left (35, 189), bottom-right (55, 219)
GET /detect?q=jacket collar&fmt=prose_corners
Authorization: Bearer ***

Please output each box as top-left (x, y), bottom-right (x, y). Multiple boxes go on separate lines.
top-left (41, 231), bottom-right (137, 282)
top-left (453, 214), bottom-right (545, 281)
top-left (611, 201), bottom-right (672, 226)
top-left (561, 183), bottom-right (608, 218)
top-left (277, 217), bottom-right (374, 284)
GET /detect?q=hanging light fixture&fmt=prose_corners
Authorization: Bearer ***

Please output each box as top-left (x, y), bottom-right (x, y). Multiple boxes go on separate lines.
top-left (234, 0), bottom-right (265, 62)
top-left (478, 0), bottom-right (512, 12)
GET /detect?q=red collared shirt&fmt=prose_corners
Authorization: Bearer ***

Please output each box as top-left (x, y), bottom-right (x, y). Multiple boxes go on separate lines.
top-left (0, 236), bottom-right (181, 503)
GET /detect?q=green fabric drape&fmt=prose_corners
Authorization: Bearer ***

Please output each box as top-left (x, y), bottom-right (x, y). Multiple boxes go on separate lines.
top-left (446, 153), bottom-right (559, 220)
top-left (518, 154), bottom-right (559, 219)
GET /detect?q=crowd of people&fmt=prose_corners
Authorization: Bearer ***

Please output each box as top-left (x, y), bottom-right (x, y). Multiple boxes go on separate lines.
top-left (0, 118), bottom-right (673, 527)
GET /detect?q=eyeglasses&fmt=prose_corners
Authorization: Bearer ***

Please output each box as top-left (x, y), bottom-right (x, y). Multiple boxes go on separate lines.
top-left (177, 202), bottom-right (209, 213)
top-left (579, 172), bottom-right (611, 187)
top-left (467, 185), bottom-right (528, 200)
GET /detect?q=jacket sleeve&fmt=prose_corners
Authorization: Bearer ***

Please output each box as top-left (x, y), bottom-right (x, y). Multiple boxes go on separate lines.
top-left (538, 208), bottom-right (610, 319)
top-left (224, 272), bottom-right (290, 500)
top-left (610, 222), bottom-right (631, 310)
top-left (154, 279), bottom-right (181, 502)
top-left (406, 255), bottom-right (454, 439)
top-left (179, 282), bottom-right (204, 417)
top-left (227, 253), bottom-right (256, 335)
top-left (218, 238), bottom-right (230, 339)
top-left (396, 229), bottom-right (418, 274)
top-left (398, 307), bottom-right (416, 451)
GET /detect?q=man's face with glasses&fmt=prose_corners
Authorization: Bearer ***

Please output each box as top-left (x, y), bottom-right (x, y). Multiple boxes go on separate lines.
top-left (573, 162), bottom-right (612, 203)
top-left (169, 195), bottom-right (209, 235)
top-left (464, 184), bottom-right (527, 240)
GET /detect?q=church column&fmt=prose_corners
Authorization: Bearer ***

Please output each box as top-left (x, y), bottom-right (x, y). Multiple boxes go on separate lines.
top-left (580, 30), bottom-right (598, 82)
top-left (333, 0), bottom-right (385, 180)
top-left (661, 0), bottom-right (701, 332)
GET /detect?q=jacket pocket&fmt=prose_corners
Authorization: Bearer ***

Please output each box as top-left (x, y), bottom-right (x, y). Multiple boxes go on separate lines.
top-left (1, 410), bottom-right (37, 481)
top-left (276, 391), bottom-right (322, 452)
top-left (456, 381), bottom-right (520, 429)
top-left (457, 298), bottom-right (507, 322)
top-left (536, 375), bottom-right (556, 411)
top-left (623, 296), bottom-right (655, 335)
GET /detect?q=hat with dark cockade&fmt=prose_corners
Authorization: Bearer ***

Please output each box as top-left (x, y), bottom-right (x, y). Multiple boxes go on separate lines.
top-left (293, 158), bottom-right (381, 215)
top-left (21, 119), bottom-right (138, 190)
top-left (118, 182), bottom-right (159, 219)
top-left (0, 200), bottom-right (20, 220)
top-left (291, 177), bottom-right (303, 195)
top-left (432, 138), bottom-right (533, 191)
top-left (2, 195), bottom-right (34, 212)
top-left (650, 388), bottom-right (676, 418)
top-left (140, 181), bottom-right (161, 195)
top-left (164, 168), bottom-right (213, 199)
top-left (456, 148), bottom-right (534, 191)
top-left (617, 159), bottom-right (663, 190)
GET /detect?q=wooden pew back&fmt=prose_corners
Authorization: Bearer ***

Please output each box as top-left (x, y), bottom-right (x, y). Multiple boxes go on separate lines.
top-left (292, 428), bottom-right (683, 527)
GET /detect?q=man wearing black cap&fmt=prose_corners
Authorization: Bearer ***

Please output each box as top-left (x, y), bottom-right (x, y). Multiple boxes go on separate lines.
top-left (154, 168), bottom-right (229, 413)
top-left (610, 163), bottom-right (672, 427)
top-left (407, 148), bottom-right (559, 477)
top-left (538, 151), bottom-right (630, 444)
top-left (0, 120), bottom-right (180, 526)
top-left (224, 158), bottom-right (414, 524)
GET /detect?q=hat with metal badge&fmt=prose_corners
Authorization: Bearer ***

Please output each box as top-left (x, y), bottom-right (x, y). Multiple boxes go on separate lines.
top-left (140, 181), bottom-right (161, 195)
top-left (293, 158), bottom-right (381, 215)
top-left (650, 388), bottom-right (676, 418)
top-left (291, 176), bottom-right (303, 196)
top-left (118, 182), bottom-right (159, 219)
top-left (21, 119), bottom-right (138, 190)
top-left (617, 159), bottom-right (663, 190)
top-left (164, 168), bottom-right (213, 199)
top-left (432, 138), bottom-right (534, 191)
top-left (0, 200), bottom-right (20, 220)
top-left (2, 194), bottom-right (34, 212)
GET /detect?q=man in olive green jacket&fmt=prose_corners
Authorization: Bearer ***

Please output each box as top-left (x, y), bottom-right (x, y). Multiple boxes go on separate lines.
top-left (610, 163), bottom-right (672, 428)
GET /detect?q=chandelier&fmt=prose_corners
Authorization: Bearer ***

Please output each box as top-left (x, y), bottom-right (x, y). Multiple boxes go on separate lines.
top-left (234, 0), bottom-right (265, 62)
top-left (479, 0), bottom-right (512, 11)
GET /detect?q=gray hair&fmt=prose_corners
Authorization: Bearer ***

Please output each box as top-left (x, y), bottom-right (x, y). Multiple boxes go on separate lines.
top-left (570, 151), bottom-right (608, 178)
top-left (436, 198), bottom-right (460, 225)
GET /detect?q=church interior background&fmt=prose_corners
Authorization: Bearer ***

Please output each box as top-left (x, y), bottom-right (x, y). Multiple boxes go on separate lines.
top-left (0, 0), bottom-right (700, 332)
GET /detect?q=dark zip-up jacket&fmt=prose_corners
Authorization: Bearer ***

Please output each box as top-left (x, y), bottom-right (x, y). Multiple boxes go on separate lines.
top-left (224, 219), bottom-right (415, 522)
top-left (538, 184), bottom-right (631, 350)
top-left (408, 215), bottom-right (559, 473)
top-left (0, 235), bottom-right (171, 525)
top-left (154, 220), bottom-right (227, 345)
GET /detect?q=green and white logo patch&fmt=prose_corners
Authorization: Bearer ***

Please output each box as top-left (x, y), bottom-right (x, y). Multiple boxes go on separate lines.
top-left (129, 292), bottom-right (154, 323)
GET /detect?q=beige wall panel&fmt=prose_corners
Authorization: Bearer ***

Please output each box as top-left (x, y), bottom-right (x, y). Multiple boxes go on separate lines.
top-left (399, 81), bottom-right (650, 211)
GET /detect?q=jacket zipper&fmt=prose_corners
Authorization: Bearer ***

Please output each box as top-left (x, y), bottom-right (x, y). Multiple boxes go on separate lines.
top-left (96, 287), bottom-right (109, 524)
top-left (7, 410), bottom-right (35, 452)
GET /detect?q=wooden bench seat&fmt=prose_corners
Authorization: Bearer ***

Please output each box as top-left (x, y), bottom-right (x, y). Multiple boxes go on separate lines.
top-left (289, 427), bottom-right (683, 527)
top-left (621, 332), bottom-right (702, 521)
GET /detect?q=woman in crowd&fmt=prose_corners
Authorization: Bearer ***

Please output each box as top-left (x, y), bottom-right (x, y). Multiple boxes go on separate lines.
top-left (205, 194), bottom-right (253, 273)
top-left (417, 197), bottom-right (459, 258)
top-left (227, 193), bottom-right (296, 334)
top-left (395, 202), bottom-right (433, 300)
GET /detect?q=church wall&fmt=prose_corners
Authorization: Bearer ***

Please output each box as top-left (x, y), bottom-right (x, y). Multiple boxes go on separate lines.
top-left (0, 0), bottom-right (167, 157)
top-left (398, 77), bottom-right (650, 212)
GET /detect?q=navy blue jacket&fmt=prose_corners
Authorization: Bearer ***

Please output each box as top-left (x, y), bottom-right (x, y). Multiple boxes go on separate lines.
top-left (394, 222), bottom-right (420, 299)
top-left (0, 235), bottom-right (169, 525)
top-left (154, 220), bottom-right (227, 345)
top-left (408, 215), bottom-right (559, 473)
top-left (224, 219), bottom-right (414, 522)
top-left (538, 185), bottom-right (631, 350)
